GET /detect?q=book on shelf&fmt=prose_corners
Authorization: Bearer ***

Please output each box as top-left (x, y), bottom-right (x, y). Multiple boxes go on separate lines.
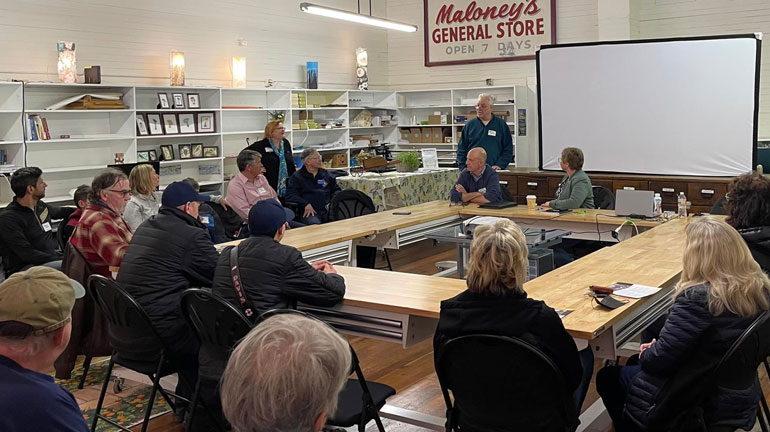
top-left (27, 115), bottom-right (51, 141)
top-left (45, 93), bottom-right (124, 110)
top-left (0, 149), bottom-right (7, 165)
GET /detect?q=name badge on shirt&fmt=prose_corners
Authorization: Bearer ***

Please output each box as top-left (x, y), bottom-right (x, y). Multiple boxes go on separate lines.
top-left (318, 179), bottom-right (326, 186)
top-left (42, 222), bottom-right (52, 232)
top-left (479, 188), bottom-right (487, 193)
top-left (200, 215), bottom-right (210, 224)
top-left (258, 187), bottom-right (268, 194)
top-left (264, 147), bottom-right (274, 153)
top-left (487, 130), bottom-right (497, 137)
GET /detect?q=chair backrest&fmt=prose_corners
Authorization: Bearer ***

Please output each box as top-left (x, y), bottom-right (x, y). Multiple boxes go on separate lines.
top-left (710, 194), bottom-right (727, 215)
top-left (62, 241), bottom-right (94, 288)
top-left (180, 289), bottom-right (253, 354)
top-left (329, 189), bottom-right (376, 221)
top-left (0, 175), bottom-right (12, 207)
top-left (87, 274), bottom-right (164, 356)
top-left (714, 310), bottom-right (770, 390)
top-left (436, 334), bottom-right (578, 432)
top-left (500, 185), bottom-right (515, 202)
top-left (592, 185), bottom-right (616, 210)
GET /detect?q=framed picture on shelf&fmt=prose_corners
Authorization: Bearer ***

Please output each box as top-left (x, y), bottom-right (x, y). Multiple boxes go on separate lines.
top-left (157, 93), bottom-right (170, 109)
top-left (172, 93), bottom-right (185, 109)
top-left (160, 144), bottom-right (175, 161)
top-left (148, 149), bottom-right (158, 161)
top-left (191, 143), bottom-right (203, 158)
top-left (162, 114), bottom-right (179, 134)
top-left (147, 114), bottom-right (163, 135)
top-left (179, 143), bottom-right (192, 159)
top-left (187, 93), bottom-right (200, 109)
top-left (136, 114), bottom-right (148, 136)
top-left (178, 113), bottom-right (195, 134)
top-left (137, 151), bottom-right (150, 163)
top-left (203, 146), bottom-right (219, 158)
top-left (197, 112), bottom-right (215, 133)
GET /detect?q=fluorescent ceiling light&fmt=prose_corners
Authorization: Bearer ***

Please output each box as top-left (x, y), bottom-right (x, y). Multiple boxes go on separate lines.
top-left (300, 2), bottom-right (417, 32)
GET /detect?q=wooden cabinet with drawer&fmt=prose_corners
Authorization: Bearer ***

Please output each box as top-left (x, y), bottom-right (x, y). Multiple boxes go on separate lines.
top-left (612, 180), bottom-right (649, 193)
top-left (687, 182), bottom-right (727, 207)
top-left (591, 179), bottom-right (614, 193)
top-left (497, 177), bottom-right (517, 198)
top-left (547, 176), bottom-right (563, 198)
top-left (517, 176), bottom-right (549, 200)
top-left (649, 181), bottom-right (688, 204)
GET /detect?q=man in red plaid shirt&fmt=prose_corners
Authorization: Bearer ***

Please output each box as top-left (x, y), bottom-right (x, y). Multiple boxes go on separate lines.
top-left (70, 169), bottom-right (133, 278)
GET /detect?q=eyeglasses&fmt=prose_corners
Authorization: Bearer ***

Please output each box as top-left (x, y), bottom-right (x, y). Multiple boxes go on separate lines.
top-left (475, 104), bottom-right (491, 109)
top-left (106, 189), bottom-right (131, 197)
top-left (276, 127), bottom-right (286, 130)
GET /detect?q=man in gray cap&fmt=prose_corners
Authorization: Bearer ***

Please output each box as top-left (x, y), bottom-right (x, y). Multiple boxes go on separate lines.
top-left (116, 181), bottom-right (219, 420)
top-left (0, 266), bottom-right (88, 432)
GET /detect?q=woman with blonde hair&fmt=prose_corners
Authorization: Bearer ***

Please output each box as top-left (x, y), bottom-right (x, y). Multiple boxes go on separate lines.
top-left (123, 163), bottom-right (160, 230)
top-left (597, 216), bottom-right (770, 432)
top-left (244, 120), bottom-right (296, 201)
top-left (433, 219), bottom-right (587, 415)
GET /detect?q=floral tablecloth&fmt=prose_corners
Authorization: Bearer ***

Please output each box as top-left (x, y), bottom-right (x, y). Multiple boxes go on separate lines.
top-left (336, 168), bottom-right (459, 211)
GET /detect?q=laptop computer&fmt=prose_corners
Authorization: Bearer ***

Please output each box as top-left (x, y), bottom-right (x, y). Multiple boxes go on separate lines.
top-left (615, 189), bottom-right (655, 218)
top-left (478, 200), bottom-right (518, 209)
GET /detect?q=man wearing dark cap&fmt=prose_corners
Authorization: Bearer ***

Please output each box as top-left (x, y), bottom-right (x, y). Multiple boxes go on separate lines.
top-left (116, 181), bottom-right (219, 417)
top-left (0, 266), bottom-right (88, 432)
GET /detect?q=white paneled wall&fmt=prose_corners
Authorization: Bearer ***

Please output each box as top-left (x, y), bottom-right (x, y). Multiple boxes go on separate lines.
top-left (636, 0), bottom-right (770, 138)
top-left (385, 0), bottom-right (599, 90)
top-left (0, 0), bottom-right (389, 89)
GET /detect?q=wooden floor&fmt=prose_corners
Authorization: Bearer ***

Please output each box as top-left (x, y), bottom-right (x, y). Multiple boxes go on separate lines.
top-left (71, 239), bottom-right (770, 431)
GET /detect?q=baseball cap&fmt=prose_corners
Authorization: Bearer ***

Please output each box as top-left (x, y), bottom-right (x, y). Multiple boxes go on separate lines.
top-left (161, 181), bottom-right (211, 208)
top-left (0, 267), bottom-right (86, 338)
top-left (248, 199), bottom-right (289, 236)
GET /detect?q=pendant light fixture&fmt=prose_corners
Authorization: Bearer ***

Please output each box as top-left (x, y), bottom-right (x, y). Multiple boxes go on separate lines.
top-left (299, 1), bottom-right (417, 32)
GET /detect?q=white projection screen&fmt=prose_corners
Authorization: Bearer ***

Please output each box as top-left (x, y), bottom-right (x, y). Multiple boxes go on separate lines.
top-left (537, 35), bottom-right (760, 176)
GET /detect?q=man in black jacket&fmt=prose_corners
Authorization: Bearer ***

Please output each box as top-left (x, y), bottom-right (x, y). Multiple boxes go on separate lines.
top-left (286, 149), bottom-right (341, 225)
top-left (0, 167), bottom-right (75, 277)
top-left (116, 181), bottom-right (219, 416)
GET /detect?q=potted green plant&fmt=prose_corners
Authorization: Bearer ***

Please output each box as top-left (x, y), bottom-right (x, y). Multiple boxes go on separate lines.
top-left (395, 151), bottom-right (421, 172)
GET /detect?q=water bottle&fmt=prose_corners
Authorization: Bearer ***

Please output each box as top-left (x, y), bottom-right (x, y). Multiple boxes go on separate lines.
top-left (677, 192), bottom-right (687, 218)
top-left (653, 193), bottom-right (662, 216)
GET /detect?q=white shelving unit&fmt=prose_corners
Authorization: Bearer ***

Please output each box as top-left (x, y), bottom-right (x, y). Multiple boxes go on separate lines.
top-left (5, 83), bottom-right (538, 206)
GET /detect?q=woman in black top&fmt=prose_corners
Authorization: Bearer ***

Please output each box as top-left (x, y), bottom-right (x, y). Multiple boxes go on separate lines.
top-left (245, 120), bottom-right (296, 200)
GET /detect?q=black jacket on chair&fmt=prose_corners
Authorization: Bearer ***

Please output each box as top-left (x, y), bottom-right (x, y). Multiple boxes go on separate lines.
top-left (0, 199), bottom-right (74, 276)
top-left (212, 235), bottom-right (345, 315)
top-left (739, 226), bottom-right (770, 273)
top-left (245, 138), bottom-right (296, 193)
top-left (116, 207), bottom-right (219, 352)
top-left (624, 283), bottom-right (761, 431)
top-left (434, 290), bottom-right (582, 394)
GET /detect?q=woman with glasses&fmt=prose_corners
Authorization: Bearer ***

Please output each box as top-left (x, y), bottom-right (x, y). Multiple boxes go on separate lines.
top-left (542, 147), bottom-right (594, 210)
top-left (597, 217), bottom-right (770, 432)
top-left (245, 120), bottom-right (296, 203)
top-left (725, 172), bottom-right (770, 272)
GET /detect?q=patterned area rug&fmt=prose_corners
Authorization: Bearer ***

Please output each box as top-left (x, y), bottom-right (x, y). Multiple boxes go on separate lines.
top-left (54, 359), bottom-right (173, 432)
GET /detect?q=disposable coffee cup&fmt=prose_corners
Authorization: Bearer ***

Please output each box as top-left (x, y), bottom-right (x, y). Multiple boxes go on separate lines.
top-left (526, 195), bottom-right (536, 210)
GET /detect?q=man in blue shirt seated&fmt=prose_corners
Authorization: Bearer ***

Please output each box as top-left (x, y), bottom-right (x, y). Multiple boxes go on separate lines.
top-left (456, 94), bottom-right (513, 170)
top-left (0, 266), bottom-right (88, 432)
top-left (450, 148), bottom-right (503, 204)
top-left (286, 149), bottom-right (341, 225)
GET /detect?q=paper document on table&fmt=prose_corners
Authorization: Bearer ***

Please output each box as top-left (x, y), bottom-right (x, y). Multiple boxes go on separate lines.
top-left (556, 309), bottom-right (573, 319)
top-left (612, 284), bottom-right (661, 299)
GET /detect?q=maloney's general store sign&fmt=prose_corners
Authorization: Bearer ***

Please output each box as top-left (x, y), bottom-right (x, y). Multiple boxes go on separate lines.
top-left (424, 0), bottom-right (556, 66)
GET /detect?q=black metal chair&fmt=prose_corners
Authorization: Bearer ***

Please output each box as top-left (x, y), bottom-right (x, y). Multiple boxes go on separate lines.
top-left (329, 189), bottom-right (393, 271)
top-left (592, 185), bottom-right (615, 210)
top-left (436, 334), bottom-right (578, 432)
top-left (500, 185), bottom-right (515, 202)
top-left (87, 275), bottom-right (191, 432)
top-left (180, 289), bottom-right (253, 432)
top-left (258, 309), bottom-right (395, 432)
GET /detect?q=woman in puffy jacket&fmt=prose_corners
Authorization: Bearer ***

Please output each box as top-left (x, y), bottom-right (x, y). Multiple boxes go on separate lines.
top-left (597, 216), bottom-right (770, 432)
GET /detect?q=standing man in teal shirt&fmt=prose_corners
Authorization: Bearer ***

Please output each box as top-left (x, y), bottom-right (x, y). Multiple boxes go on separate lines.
top-left (456, 94), bottom-right (513, 170)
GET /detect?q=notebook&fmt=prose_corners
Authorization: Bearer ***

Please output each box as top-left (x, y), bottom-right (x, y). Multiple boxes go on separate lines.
top-left (478, 200), bottom-right (518, 209)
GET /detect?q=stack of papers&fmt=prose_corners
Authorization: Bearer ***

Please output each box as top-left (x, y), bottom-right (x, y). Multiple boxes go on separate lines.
top-left (610, 283), bottom-right (661, 299)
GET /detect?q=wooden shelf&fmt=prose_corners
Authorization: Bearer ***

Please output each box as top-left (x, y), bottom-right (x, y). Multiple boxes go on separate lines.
top-left (137, 133), bottom-right (219, 139)
top-left (0, 140), bottom-right (23, 145)
top-left (26, 109), bottom-right (132, 114)
top-left (137, 109), bottom-right (220, 113)
top-left (28, 135), bottom-right (135, 143)
top-left (160, 157), bottom-right (224, 164)
top-left (291, 107), bottom-right (348, 111)
top-left (44, 164), bottom-right (108, 173)
top-left (222, 130), bottom-right (263, 135)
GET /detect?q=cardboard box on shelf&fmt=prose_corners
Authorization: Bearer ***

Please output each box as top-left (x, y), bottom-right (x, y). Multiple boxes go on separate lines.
top-left (400, 129), bottom-right (411, 141)
top-left (428, 114), bottom-right (448, 125)
top-left (432, 128), bottom-right (442, 142)
top-left (410, 129), bottom-right (421, 143)
top-left (328, 153), bottom-right (348, 168)
top-left (421, 127), bottom-right (433, 143)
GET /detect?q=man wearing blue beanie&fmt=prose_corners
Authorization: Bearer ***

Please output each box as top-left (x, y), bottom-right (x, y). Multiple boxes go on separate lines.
top-left (116, 181), bottom-right (220, 423)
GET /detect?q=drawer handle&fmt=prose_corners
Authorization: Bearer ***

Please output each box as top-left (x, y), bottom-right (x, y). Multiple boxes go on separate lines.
top-left (527, 182), bottom-right (538, 187)
top-left (701, 189), bottom-right (715, 195)
top-left (499, 181), bottom-right (508, 185)
top-left (662, 188), bottom-right (675, 193)
top-left (623, 186), bottom-right (636, 190)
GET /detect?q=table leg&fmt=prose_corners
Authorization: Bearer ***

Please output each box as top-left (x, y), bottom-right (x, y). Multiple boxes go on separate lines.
top-left (456, 244), bottom-right (464, 278)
